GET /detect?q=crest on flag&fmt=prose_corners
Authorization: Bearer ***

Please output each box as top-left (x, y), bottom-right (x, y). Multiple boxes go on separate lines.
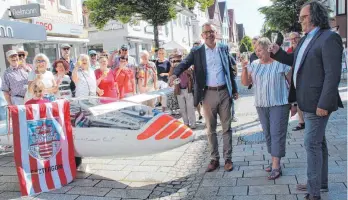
top-left (28, 119), bottom-right (62, 160)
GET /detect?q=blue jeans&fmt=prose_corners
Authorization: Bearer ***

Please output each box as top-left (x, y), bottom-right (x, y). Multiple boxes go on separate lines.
top-left (303, 112), bottom-right (329, 197)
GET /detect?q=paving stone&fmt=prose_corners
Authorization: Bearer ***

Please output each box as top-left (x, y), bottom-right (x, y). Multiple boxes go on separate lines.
top-left (76, 172), bottom-right (92, 179)
top-left (328, 173), bottom-right (348, 183)
top-left (223, 171), bottom-right (243, 178)
top-left (327, 183), bottom-right (347, 193)
top-left (0, 182), bottom-right (20, 192)
top-left (320, 192), bottom-right (347, 200)
top-left (105, 189), bottom-right (152, 199)
top-left (201, 178), bottom-right (236, 187)
top-left (88, 171), bottom-right (131, 180)
top-left (0, 175), bottom-right (18, 183)
top-left (218, 186), bottom-right (248, 196)
top-left (35, 193), bottom-right (79, 200)
top-left (48, 186), bottom-right (74, 194)
top-left (86, 164), bottom-right (126, 171)
top-left (83, 158), bottom-right (113, 164)
top-left (66, 186), bottom-right (112, 196)
top-left (275, 176), bottom-right (297, 185)
top-left (127, 182), bottom-right (158, 190)
top-left (75, 196), bottom-right (121, 200)
top-left (249, 160), bottom-right (269, 165)
top-left (233, 195), bottom-right (275, 200)
top-left (275, 195), bottom-right (298, 200)
top-left (289, 184), bottom-right (308, 194)
top-left (238, 165), bottom-right (263, 171)
top-left (125, 172), bottom-right (167, 182)
top-left (244, 155), bottom-right (264, 161)
top-left (108, 160), bottom-right (143, 165)
top-left (69, 179), bottom-right (100, 187)
top-left (237, 177), bottom-right (274, 186)
top-left (0, 191), bottom-right (34, 199)
top-left (94, 180), bottom-right (128, 189)
top-left (193, 196), bottom-right (233, 200)
top-left (124, 165), bottom-right (160, 172)
top-left (195, 187), bottom-right (219, 196)
top-left (204, 172), bottom-right (224, 178)
top-left (0, 167), bottom-right (17, 175)
top-left (141, 161), bottom-right (177, 166)
top-left (282, 168), bottom-right (306, 176)
top-left (249, 185), bottom-right (290, 195)
top-left (243, 170), bottom-right (268, 177)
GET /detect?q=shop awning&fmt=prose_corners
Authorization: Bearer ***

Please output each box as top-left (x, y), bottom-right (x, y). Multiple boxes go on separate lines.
top-left (45, 36), bottom-right (89, 43)
top-left (162, 40), bottom-right (187, 51)
top-left (0, 19), bottom-right (46, 44)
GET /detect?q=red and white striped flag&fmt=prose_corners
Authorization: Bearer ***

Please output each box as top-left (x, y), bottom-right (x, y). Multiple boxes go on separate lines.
top-left (9, 100), bottom-right (76, 196)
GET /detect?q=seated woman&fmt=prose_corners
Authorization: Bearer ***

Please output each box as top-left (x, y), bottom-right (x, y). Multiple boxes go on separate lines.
top-left (241, 37), bottom-right (292, 180)
top-left (114, 56), bottom-right (136, 98)
top-left (52, 60), bottom-right (72, 99)
top-left (94, 56), bottom-right (119, 99)
top-left (25, 80), bottom-right (49, 105)
top-left (27, 54), bottom-right (57, 101)
top-left (72, 54), bottom-right (103, 97)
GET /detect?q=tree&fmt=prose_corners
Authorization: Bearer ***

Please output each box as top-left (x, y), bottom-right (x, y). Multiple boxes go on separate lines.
top-left (239, 36), bottom-right (253, 53)
top-left (259, 0), bottom-right (308, 33)
top-left (259, 0), bottom-right (331, 33)
top-left (85, 0), bottom-right (214, 50)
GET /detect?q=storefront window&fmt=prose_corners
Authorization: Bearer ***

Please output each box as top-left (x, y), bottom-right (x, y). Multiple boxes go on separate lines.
top-left (338, 0), bottom-right (346, 15)
top-left (59, 0), bottom-right (72, 11)
top-left (24, 43), bottom-right (58, 68)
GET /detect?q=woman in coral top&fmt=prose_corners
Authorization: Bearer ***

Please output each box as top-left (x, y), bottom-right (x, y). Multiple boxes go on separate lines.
top-left (114, 56), bottom-right (136, 98)
top-left (94, 56), bottom-right (119, 99)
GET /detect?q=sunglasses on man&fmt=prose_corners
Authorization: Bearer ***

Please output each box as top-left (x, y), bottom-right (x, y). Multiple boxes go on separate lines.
top-left (18, 54), bottom-right (25, 57)
top-left (63, 48), bottom-right (70, 51)
top-left (90, 54), bottom-right (97, 57)
top-left (170, 60), bottom-right (181, 63)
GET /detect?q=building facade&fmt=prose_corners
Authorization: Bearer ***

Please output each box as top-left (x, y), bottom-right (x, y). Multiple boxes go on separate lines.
top-left (227, 9), bottom-right (239, 53)
top-left (237, 23), bottom-right (245, 42)
top-left (207, 0), bottom-right (222, 42)
top-left (190, 4), bottom-right (210, 45)
top-left (0, 0), bottom-right (88, 73)
top-left (218, 2), bottom-right (230, 45)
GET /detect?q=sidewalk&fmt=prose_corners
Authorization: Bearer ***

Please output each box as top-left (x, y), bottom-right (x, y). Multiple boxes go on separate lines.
top-left (0, 81), bottom-right (346, 200)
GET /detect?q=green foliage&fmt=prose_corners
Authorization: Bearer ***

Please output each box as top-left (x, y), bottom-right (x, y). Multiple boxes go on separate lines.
top-left (239, 36), bottom-right (253, 53)
top-left (85, 0), bottom-right (214, 49)
top-left (259, 0), bottom-right (308, 33)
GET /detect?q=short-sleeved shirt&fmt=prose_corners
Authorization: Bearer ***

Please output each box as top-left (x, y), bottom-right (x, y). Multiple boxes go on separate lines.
top-left (247, 60), bottom-right (291, 107)
top-left (1, 66), bottom-right (28, 97)
top-left (114, 67), bottom-right (135, 98)
top-left (155, 60), bottom-right (171, 82)
top-left (95, 69), bottom-right (119, 99)
top-left (112, 56), bottom-right (137, 73)
top-left (28, 70), bottom-right (55, 89)
top-left (136, 62), bottom-right (157, 91)
top-left (75, 69), bottom-right (97, 97)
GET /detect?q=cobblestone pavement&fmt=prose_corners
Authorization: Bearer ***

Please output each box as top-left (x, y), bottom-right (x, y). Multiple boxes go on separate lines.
top-left (0, 80), bottom-right (347, 200)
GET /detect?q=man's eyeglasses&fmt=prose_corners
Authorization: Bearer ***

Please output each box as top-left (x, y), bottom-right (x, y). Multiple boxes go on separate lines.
top-left (101, 54), bottom-right (108, 58)
top-left (121, 49), bottom-right (128, 51)
top-left (18, 54), bottom-right (25, 57)
top-left (36, 60), bottom-right (46, 63)
top-left (202, 30), bottom-right (215, 35)
top-left (90, 54), bottom-right (97, 57)
top-left (290, 37), bottom-right (300, 41)
top-left (63, 48), bottom-right (70, 51)
top-left (299, 15), bottom-right (309, 22)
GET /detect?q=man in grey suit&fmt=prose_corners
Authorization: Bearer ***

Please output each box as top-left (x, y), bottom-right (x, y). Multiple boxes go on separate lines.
top-left (269, 1), bottom-right (343, 200)
top-left (168, 22), bottom-right (239, 172)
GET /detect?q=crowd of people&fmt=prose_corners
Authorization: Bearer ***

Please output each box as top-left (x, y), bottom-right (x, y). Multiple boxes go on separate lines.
top-left (0, 1), bottom-right (346, 200)
top-left (1, 42), bottom-right (210, 128)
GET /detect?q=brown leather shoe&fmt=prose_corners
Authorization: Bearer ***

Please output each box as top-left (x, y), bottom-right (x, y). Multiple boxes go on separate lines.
top-left (224, 159), bottom-right (233, 171)
top-left (206, 160), bottom-right (219, 172)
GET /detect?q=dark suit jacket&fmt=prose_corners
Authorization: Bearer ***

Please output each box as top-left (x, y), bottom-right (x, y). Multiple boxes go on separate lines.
top-left (173, 43), bottom-right (238, 107)
top-left (272, 28), bottom-right (343, 113)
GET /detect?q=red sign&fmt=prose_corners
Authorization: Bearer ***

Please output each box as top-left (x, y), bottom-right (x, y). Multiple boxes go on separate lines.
top-left (35, 22), bottom-right (53, 31)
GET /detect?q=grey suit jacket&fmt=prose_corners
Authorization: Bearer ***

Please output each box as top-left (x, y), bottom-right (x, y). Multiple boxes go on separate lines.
top-left (272, 28), bottom-right (343, 113)
top-left (173, 43), bottom-right (238, 107)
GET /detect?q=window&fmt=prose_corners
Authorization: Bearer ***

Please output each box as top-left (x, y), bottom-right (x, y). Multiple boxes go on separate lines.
top-left (59, 0), bottom-right (72, 11)
top-left (337, 0), bottom-right (346, 15)
top-left (28, 0), bottom-right (45, 7)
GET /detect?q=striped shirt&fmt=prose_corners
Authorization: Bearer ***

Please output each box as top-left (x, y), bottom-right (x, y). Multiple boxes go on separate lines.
top-left (248, 60), bottom-right (291, 107)
top-left (1, 66), bottom-right (28, 97)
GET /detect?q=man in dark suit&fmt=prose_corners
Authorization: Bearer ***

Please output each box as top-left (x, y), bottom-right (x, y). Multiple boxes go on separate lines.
top-left (168, 22), bottom-right (238, 172)
top-left (269, 1), bottom-right (343, 200)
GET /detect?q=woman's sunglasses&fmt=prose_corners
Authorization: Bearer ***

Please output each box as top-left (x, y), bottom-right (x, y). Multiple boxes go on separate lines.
top-left (170, 60), bottom-right (181, 63)
top-left (36, 60), bottom-right (46, 63)
top-left (18, 54), bottom-right (25, 57)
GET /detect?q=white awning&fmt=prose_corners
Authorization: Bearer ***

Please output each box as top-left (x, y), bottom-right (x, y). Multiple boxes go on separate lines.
top-left (161, 40), bottom-right (188, 51)
top-left (45, 36), bottom-right (89, 43)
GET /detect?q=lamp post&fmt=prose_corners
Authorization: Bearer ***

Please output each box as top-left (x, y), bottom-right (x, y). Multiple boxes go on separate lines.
top-left (186, 20), bottom-right (191, 47)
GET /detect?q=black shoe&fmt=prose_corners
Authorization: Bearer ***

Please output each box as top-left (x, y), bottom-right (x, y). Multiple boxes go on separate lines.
top-left (292, 123), bottom-right (305, 131)
top-left (199, 116), bottom-right (203, 120)
top-left (304, 194), bottom-right (321, 200)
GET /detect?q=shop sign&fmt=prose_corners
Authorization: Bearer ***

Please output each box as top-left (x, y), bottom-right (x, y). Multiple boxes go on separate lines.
top-left (0, 19), bottom-right (46, 40)
top-left (32, 19), bottom-right (83, 36)
top-left (10, 3), bottom-right (41, 19)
